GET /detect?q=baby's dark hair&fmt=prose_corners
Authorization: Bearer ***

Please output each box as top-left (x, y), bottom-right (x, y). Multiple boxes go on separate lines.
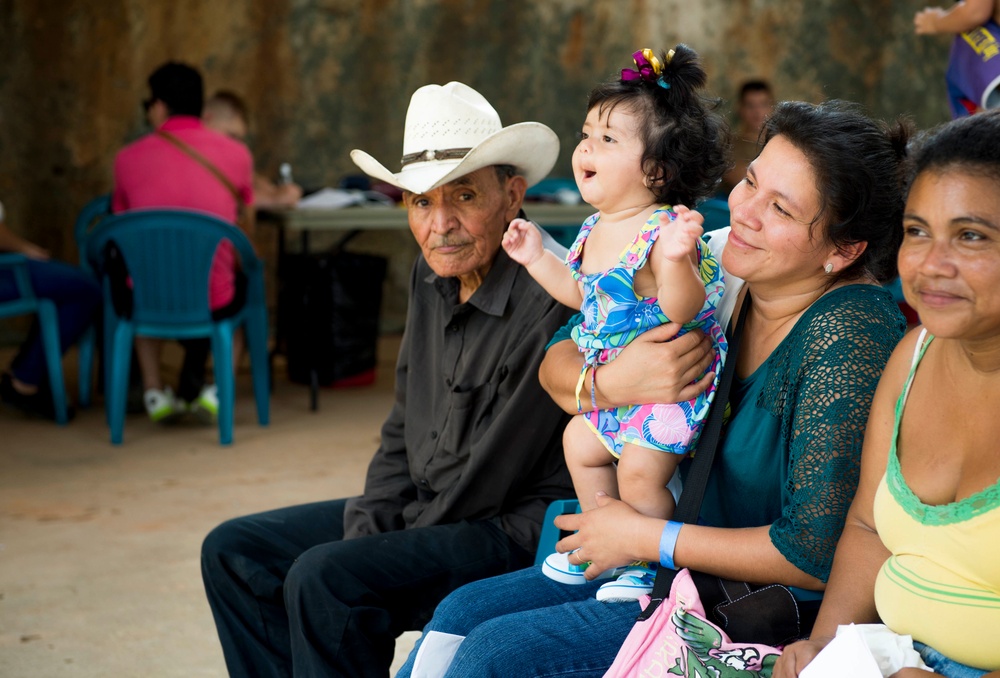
top-left (906, 108), bottom-right (1000, 188)
top-left (762, 100), bottom-right (912, 284)
top-left (586, 44), bottom-right (730, 206)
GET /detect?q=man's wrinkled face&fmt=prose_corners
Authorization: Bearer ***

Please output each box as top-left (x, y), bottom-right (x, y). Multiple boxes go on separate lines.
top-left (404, 167), bottom-right (526, 299)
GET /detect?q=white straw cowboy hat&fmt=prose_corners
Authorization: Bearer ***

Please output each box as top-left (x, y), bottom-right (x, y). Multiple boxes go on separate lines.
top-left (350, 81), bottom-right (559, 194)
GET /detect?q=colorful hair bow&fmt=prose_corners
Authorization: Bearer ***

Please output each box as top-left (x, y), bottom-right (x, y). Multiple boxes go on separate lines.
top-left (621, 48), bottom-right (674, 90)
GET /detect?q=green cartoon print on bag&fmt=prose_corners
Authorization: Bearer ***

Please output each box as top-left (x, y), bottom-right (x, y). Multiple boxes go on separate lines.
top-left (667, 607), bottom-right (780, 678)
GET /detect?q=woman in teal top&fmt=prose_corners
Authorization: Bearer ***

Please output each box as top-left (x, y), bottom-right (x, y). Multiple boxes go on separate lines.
top-left (397, 99), bottom-right (910, 678)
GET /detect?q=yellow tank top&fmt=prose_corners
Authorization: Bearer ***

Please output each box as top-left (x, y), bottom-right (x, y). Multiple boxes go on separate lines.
top-left (873, 330), bottom-right (1000, 670)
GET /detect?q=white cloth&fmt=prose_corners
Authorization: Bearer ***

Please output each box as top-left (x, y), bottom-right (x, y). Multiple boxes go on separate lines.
top-left (800, 624), bottom-right (930, 678)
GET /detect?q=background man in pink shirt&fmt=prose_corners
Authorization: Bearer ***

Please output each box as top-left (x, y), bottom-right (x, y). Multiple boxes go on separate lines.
top-left (112, 62), bottom-right (254, 424)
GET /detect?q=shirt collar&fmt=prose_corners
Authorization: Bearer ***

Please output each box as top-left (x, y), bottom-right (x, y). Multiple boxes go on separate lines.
top-left (159, 115), bottom-right (204, 132)
top-left (424, 248), bottom-right (519, 317)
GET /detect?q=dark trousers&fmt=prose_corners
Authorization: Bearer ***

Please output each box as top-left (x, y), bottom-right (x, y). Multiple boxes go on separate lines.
top-left (201, 498), bottom-right (534, 678)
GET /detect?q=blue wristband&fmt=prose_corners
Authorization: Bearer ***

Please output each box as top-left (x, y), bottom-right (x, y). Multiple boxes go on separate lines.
top-left (659, 520), bottom-right (683, 570)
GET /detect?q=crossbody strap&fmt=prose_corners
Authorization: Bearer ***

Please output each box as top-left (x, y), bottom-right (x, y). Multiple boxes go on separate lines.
top-left (156, 130), bottom-right (244, 207)
top-left (640, 291), bottom-right (751, 619)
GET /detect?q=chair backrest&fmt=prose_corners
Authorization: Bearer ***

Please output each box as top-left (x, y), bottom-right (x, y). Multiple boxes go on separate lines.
top-left (74, 194), bottom-right (112, 271)
top-left (87, 209), bottom-right (261, 327)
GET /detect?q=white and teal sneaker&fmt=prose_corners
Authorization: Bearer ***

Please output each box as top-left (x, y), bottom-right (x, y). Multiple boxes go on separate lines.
top-left (542, 550), bottom-right (625, 585)
top-left (595, 562), bottom-right (657, 602)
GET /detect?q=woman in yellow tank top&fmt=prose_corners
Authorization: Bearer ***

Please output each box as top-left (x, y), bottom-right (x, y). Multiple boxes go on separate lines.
top-left (776, 111), bottom-right (1000, 677)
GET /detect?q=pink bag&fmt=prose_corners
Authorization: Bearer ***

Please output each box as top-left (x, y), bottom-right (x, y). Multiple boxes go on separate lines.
top-left (605, 568), bottom-right (783, 677)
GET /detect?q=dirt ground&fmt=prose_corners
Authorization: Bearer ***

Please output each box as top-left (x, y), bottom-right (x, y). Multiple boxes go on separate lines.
top-left (0, 337), bottom-right (421, 677)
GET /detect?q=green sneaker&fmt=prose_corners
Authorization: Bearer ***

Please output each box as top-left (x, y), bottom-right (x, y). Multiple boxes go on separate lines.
top-left (143, 388), bottom-right (184, 424)
top-left (190, 384), bottom-right (218, 424)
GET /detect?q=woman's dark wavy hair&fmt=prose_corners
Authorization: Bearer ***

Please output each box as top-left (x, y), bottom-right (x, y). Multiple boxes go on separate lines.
top-left (762, 100), bottom-right (912, 284)
top-left (586, 44), bottom-right (730, 207)
top-left (906, 108), bottom-right (1000, 189)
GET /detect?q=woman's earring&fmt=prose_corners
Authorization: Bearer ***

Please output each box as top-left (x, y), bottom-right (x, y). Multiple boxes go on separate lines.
top-left (824, 263), bottom-right (834, 274)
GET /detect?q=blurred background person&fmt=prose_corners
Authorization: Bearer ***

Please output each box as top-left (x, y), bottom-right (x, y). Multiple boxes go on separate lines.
top-left (0, 199), bottom-right (100, 420)
top-left (203, 90), bottom-right (304, 210)
top-left (719, 79), bottom-right (775, 195)
top-left (915, 0), bottom-right (1000, 117)
top-left (112, 62), bottom-right (254, 424)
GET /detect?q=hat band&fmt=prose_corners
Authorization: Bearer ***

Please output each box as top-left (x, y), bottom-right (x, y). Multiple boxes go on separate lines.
top-left (400, 147), bottom-right (472, 167)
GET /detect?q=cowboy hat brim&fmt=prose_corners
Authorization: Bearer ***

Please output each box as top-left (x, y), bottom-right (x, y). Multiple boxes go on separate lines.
top-left (350, 122), bottom-right (559, 195)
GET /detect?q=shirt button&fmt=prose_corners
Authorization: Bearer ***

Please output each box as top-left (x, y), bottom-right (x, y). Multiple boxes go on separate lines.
top-left (446, 379), bottom-right (453, 387)
top-left (430, 430), bottom-right (438, 439)
top-left (420, 479), bottom-right (428, 486)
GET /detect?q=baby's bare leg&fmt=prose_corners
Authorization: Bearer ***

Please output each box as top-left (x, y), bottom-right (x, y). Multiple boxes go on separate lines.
top-left (616, 443), bottom-right (683, 520)
top-left (563, 415), bottom-right (619, 512)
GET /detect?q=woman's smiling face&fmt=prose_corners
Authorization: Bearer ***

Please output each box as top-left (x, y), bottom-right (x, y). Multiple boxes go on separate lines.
top-left (899, 169), bottom-right (1000, 341)
top-left (722, 134), bottom-right (831, 288)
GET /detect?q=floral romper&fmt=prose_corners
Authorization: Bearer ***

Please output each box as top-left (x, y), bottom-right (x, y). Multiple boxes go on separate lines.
top-left (567, 206), bottom-right (727, 457)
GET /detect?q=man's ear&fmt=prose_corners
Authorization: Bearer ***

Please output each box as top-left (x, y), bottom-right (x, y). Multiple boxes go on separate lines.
top-left (504, 175), bottom-right (528, 222)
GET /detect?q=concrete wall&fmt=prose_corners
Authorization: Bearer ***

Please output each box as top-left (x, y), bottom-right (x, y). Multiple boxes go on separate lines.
top-left (0, 0), bottom-right (949, 313)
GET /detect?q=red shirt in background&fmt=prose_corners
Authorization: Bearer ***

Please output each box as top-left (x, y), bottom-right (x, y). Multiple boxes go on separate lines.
top-left (112, 116), bottom-right (254, 308)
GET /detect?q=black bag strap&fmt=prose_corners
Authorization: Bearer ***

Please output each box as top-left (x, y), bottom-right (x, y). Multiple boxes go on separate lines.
top-left (638, 291), bottom-right (751, 621)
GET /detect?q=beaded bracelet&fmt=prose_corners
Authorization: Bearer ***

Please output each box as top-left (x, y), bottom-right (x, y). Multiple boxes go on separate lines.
top-left (590, 364), bottom-right (598, 411)
top-left (574, 365), bottom-right (590, 414)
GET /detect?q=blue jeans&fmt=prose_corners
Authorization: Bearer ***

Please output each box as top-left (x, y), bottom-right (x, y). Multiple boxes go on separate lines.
top-left (914, 642), bottom-right (990, 678)
top-left (396, 565), bottom-right (641, 678)
top-left (0, 257), bottom-right (100, 387)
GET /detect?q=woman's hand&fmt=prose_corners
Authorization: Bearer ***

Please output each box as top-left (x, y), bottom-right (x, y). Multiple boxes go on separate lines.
top-left (772, 638), bottom-right (831, 677)
top-left (595, 323), bottom-right (715, 406)
top-left (553, 493), bottom-right (662, 578)
top-left (890, 670), bottom-right (941, 678)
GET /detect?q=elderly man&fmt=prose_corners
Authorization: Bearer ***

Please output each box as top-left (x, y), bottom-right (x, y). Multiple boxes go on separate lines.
top-left (201, 82), bottom-right (575, 676)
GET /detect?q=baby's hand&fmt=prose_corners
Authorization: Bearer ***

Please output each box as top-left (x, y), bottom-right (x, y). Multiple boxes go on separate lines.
top-left (658, 205), bottom-right (704, 263)
top-left (502, 218), bottom-right (544, 266)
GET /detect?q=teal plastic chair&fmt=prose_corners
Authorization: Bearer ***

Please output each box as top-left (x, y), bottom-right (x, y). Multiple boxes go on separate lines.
top-left (534, 498), bottom-right (581, 565)
top-left (87, 209), bottom-right (270, 444)
top-left (73, 194), bottom-right (111, 407)
top-left (0, 254), bottom-right (70, 424)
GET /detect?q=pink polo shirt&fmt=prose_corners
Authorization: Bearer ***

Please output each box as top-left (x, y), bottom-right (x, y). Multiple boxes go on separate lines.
top-left (112, 116), bottom-right (254, 309)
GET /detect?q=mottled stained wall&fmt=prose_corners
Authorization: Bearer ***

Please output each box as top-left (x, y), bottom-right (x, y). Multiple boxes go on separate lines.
top-left (0, 0), bottom-right (949, 258)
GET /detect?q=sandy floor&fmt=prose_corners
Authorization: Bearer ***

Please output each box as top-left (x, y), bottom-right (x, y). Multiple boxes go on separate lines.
top-left (0, 337), bottom-right (420, 677)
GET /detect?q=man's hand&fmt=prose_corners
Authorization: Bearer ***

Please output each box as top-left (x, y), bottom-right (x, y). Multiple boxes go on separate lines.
top-left (502, 218), bottom-right (544, 267)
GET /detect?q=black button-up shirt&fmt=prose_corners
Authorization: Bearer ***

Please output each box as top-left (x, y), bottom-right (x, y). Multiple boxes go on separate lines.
top-left (343, 247), bottom-right (575, 552)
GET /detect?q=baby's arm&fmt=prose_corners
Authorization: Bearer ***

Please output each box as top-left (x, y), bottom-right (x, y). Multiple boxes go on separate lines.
top-left (502, 218), bottom-right (583, 309)
top-left (914, 0), bottom-right (994, 34)
top-left (650, 205), bottom-right (707, 326)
